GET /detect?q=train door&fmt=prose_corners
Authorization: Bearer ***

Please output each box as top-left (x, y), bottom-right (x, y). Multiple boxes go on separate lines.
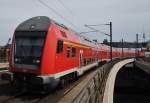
top-left (80, 49), bottom-right (84, 67)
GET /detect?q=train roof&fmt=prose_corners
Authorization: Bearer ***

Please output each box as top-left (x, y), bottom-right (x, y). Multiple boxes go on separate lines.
top-left (15, 16), bottom-right (51, 32)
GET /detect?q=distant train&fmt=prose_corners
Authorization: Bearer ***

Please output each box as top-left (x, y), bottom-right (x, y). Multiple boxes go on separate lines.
top-left (1, 16), bottom-right (144, 92)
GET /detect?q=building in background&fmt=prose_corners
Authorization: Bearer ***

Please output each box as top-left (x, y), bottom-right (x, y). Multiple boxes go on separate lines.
top-left (0, 44), bottom-right (11, 63)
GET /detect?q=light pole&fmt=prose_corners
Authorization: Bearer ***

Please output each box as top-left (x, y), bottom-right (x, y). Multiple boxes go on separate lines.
top-left (135, 34), bottom-right (146, 57)
top-left (136, 34), bottom-right (139, 57)
top-left (109, 22), bottom-right (112, 61)
top-left (84, 22), bottom-right (113, 61)
top-left (121, 38), bottom-right (124, 58)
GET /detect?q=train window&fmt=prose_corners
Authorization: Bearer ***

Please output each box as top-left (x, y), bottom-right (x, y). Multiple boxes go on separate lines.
top-left (67, 47), bottom-right (71, 57)
top-left (57, 40), bottom-right (63, 53)
top-left (72, 47), bottom-right (76, 57)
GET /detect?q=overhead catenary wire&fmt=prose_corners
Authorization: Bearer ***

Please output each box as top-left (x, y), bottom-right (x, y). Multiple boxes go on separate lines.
top-left (84, 24), bottom-right (110, 36)
top-left (37, 0), bottom-right (79, 30)
top-left (57, 0), bottom-right (75, 18)
top-left (56, 0), bottom-right (87, 34)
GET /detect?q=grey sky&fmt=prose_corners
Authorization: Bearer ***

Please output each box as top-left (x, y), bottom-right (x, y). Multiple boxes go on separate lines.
top-left (0, 0), bottom-right (150, 45)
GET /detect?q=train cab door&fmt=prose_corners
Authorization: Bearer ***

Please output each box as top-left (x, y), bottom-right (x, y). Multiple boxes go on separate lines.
top-left (80, 49), bottom-right (84, 67)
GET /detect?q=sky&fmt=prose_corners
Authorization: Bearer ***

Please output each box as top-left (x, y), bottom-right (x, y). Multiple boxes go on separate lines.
top-left (0, 0), bottom-right (150, 45)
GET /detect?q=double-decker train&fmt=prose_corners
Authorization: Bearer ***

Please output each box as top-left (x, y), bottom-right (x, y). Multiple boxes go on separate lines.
top-left (1, 16), bottom-right (144, 91)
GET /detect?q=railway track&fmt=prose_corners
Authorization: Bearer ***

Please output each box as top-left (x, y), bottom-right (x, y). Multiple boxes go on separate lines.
top-left (0, 92), bottom-right (26, 103)
top-left (0, 66), bottom-right (98, 103)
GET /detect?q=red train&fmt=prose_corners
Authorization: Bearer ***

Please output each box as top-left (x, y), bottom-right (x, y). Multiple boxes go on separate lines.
top-left (1, 16), bottom-right (144, 91)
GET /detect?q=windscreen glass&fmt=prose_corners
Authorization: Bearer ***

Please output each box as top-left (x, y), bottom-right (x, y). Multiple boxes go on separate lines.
top-left (14, 31), bottom-right (46, 68)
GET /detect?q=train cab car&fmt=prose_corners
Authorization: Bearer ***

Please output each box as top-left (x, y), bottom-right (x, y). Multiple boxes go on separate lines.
top-left (1, 16), bottom-right (100, 91)
top-left (8, 16), bottom-right (61, 90)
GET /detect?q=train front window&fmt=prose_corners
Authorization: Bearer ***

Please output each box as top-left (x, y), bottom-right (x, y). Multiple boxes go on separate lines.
top-left (14, 31), bottom-right (46, 67)
top-left (15, 38), bottom-right (44, 57)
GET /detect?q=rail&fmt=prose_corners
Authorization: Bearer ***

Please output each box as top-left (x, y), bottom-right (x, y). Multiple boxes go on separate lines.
top-left (58, 58), bottom-right (134, 103)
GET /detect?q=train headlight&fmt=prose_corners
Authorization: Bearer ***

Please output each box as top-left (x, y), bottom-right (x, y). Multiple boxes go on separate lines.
top-left (33, 59), bottom-right (40, 64)
top-left (14, 58), bottom-right (20, 63)
top-left (36, 60), bottom-right (40, 63)
top-left (15, 58), bottom-right (18, 62)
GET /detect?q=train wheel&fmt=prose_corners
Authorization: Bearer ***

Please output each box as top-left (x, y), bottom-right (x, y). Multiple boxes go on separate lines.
top-left (73, 72), bottom-right (78, 81)
top-left (59, 72), bottom-right (78, 89)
